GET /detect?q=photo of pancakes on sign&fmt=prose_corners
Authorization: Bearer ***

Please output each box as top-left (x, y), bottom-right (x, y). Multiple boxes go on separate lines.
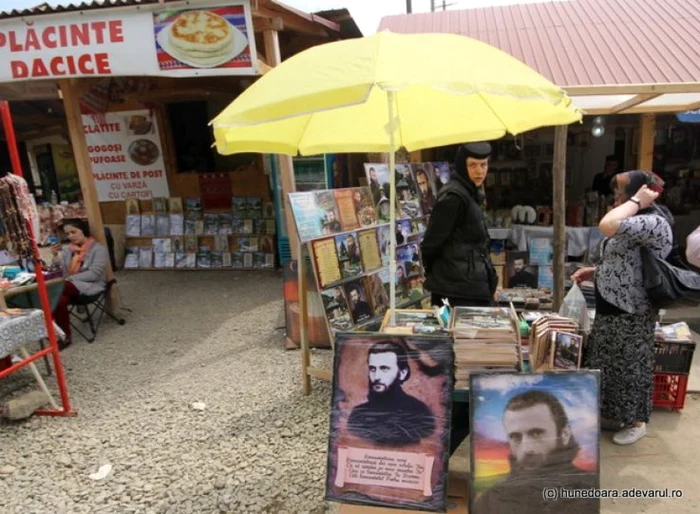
top-left (154, 5), bottom-right (251, 70)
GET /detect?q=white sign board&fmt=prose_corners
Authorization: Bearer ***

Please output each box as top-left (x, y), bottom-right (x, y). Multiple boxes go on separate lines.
top-left (82, 110), bottom-right (170, 202)
top-left (0, 0), bottom-right (257, 82)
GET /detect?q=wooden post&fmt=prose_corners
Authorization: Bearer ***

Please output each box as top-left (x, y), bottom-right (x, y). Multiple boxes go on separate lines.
top-left (552, 125), bottom-right (568, 311)
top-left (59, 79), bottom-right (121, 313)
top-left (263, 28), bottom-right (299, 259)
top-left (299, 239), bottom-right (312, 395)
top-left (637, 114), bottom-right (656, 171)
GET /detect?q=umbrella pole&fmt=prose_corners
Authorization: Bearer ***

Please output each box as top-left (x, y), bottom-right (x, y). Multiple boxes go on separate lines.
top-left (387, 91), bottom-right (397, 326)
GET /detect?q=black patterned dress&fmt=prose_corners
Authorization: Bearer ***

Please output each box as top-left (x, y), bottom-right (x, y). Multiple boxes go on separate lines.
top-left (584, 213), bottom-right (673, 426)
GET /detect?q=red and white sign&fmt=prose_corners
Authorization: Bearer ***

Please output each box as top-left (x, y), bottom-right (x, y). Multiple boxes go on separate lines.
top-left (82, 110), bottom-right (170, 202)
top-left (0, 11), bottom-right (156, 82)
top-left (0, 1), bottom-right (257, 82)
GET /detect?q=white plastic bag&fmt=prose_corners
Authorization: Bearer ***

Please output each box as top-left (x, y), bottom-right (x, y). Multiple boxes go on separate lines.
top-left (559, 283), bottom-right (591, 332)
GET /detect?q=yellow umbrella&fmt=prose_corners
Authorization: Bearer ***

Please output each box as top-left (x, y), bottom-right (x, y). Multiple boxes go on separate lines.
top-left (212, 31), bottom-right (581, 324)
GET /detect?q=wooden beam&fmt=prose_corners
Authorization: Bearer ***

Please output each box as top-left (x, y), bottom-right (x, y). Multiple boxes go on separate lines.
top-left (253, 16), bottom-right (284, 32)
top-left (552, 125), bottom-right (568, 311)
top-left (263, 29), bottom-right (299, 260)
top-left (9, 114), bottom-right (67, 125)
top-left (565, 83), bottom-right (700, 96)
top-left (59, 79), bottom-right (121, 314)
top-left (254, 5), bottom-right (332, 37)
top-left (610, 93), bottom-right (661, 114)
top-left (637, 114), bottom-right (656, 171)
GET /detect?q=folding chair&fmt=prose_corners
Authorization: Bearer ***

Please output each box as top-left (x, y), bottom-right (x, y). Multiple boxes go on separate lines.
top-left (69, 279), bottom-right (126, 343)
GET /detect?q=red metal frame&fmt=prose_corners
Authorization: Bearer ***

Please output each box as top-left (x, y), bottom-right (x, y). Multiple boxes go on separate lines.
top-left (0, 100), bottom-right (75, 416)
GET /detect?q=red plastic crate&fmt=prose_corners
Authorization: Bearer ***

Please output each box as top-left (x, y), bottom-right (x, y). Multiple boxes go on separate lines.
top-left (653, 373), bottom-right (689, 410)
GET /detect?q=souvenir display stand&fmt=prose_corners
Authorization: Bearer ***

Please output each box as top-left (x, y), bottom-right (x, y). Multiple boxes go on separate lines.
top-left (0, 101), bottom-right (74, 417)
top-left (290, 185), bottom-right (432, 395)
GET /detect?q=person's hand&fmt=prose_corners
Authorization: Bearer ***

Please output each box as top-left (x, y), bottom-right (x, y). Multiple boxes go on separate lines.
top-left (50, 244), bottom-right (62, 257)
top-left (571, 266), bottom-right (595, 284)
top-left (634, 185), bottom-right (659, 209)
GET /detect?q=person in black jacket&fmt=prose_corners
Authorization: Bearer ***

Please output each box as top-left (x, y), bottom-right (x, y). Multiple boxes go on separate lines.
top-left (421, 142), bottom-right (498, 308)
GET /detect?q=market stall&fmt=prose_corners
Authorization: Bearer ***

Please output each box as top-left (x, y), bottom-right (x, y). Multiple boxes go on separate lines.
top-left (0, 101), bottom-right (73, 418)
top-left (0, 0), bottom-right (357, 280)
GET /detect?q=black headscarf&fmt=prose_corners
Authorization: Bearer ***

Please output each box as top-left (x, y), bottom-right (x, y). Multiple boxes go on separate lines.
top-left (453, 142), bottom-right (492, 205)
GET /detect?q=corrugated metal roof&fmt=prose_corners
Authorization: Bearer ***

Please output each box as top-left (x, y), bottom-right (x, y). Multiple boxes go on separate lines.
top-left (378, 0), bottom-right (700, 87)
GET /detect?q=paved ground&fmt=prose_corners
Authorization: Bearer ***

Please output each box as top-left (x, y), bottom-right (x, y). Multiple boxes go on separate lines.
top-left (1, 270), bottom-right (698, 513)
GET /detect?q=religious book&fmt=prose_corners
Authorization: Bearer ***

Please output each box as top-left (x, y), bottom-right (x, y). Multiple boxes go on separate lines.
top-left (243, 219), bottom-right (254, 234)
top-left (153, 197), bottom-right (168, 213)
top-left (247, 197), bottom-right (263, 218)
top-left (124, 247), bottom-right (139, 269)
top-left (321, 287), bottom-right (354, 332)
top-left (222, 252), bottom-right (232, 267)
top-left (184, 215), bottom-right (197, 236)
top-left (263, 201), bottom-right (275, 218)
top-left (139, 247), bottom-right (153, 268)
top-left (259, 236), bottom-right (274, 254)
top-left (231, 251), bottom-right (244, 268)
top-left (529, 238), bottom-right (554, 265)
top-left (185, 235), bottom-right (198, 254)
top-left (264, 253), bottom-right (274, 268)
top-left (154, 252), bottom-right (169, 268)
top-left (253, 252), bottom-right (265, 268)
top-left (265, 219), bottom-right (276, 234)
top-left (247, 237), bottom-right (259, 252)
top-left (312, 237), bottom-right (342, 288)
top-left (195, 220), bottom-right (204, 236)
top-left (211, 252), bottom-right (224, 268)
top-left (204, 213), bottom-right (219, 235)
top-left (186, 253), bottom-right (197, 268)
top-left (333, 189), bottom-right (360, 231)
top-left (232, 197), bottom-right (247, 216)
top-left (315, 191), bottom-right (343, 235)
top-left (185, 197), bottom-right (202, 214)
top-left (126, 215), bottom-right (141, 237)
top-left (214, 235), bottom-right (230, 252)
top-left (171, 236), bottom-right (185, 254)
top-left (174, 252), bottom-right (187, 269)
top-left (125, 199), bottom-right (140, 215)
top-left (238, 237), bottom-right (251, 252)
top-left (169, 213), bottom-right (184, 236)
top-left (197, 250), bottom-right (211, 268)
top-left (335, 232), bottom-right (363, 280)
top-left (218, 213), bottom-right (233, 235)
top-left (152, 238), bottom-right (172, 254)
top-left (243, 252), bottom-right (253, 268)
top-left (140, 214), bottom-right (155, 237)
top-left (164, 253), bottom-right (175, 268)
top-left (155, 214), bottom-right (170, 236)
top-left (358, 228), bottom-right (382, 273)
top-left (232, 216), bottom-right (245, 234)
top-left (168, 197), bottom-right (184, 214)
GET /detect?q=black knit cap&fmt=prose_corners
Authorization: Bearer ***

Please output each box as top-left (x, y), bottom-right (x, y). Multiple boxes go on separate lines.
top-left (462, 142), bottom-right (492, 160)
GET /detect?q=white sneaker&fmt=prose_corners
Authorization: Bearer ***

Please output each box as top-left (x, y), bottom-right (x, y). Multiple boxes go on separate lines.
top-left (613, 423), bottom-right (647, 445)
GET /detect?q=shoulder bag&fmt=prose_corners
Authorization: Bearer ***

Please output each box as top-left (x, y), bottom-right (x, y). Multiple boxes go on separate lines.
top-left (641, 247), bottom-right (700, 309)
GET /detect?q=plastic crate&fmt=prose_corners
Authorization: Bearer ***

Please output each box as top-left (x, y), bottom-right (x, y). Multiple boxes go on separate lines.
top-left (652, 373), bottom-right (689, 410)
top-left (653, 340), bottom-right (696, 374)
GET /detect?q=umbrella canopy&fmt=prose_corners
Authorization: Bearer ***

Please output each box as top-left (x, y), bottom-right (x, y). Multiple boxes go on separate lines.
top-left (212, 31), bottom-right (581, 326)
top-left (213, 31), bottom-right (581, 155)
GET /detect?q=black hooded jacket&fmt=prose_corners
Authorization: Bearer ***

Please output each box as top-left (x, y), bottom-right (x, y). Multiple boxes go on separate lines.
top-left (420, 149), bottom-right (497, 301)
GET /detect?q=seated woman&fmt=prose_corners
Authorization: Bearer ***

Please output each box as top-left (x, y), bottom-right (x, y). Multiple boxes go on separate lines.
top-left (51, 219), bottom-right (108, 349)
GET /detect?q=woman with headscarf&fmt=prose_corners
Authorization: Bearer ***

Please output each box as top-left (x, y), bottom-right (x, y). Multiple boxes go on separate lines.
top-left (51, 218), bottom-right (109, 349)
top-left (572, 171), bottom-right (673, 445)
top-left (421, 142), bottom-right (498, 309)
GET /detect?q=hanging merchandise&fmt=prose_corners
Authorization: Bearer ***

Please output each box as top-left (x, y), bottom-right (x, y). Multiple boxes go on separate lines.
top-left (0, 172), bottom-right (34, 260)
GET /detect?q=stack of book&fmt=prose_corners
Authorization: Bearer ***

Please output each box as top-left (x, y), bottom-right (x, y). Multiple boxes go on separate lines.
top-left (451, 306), bottom-right (521, 390)
top-left (528, 314), bottom-right (581, 372)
